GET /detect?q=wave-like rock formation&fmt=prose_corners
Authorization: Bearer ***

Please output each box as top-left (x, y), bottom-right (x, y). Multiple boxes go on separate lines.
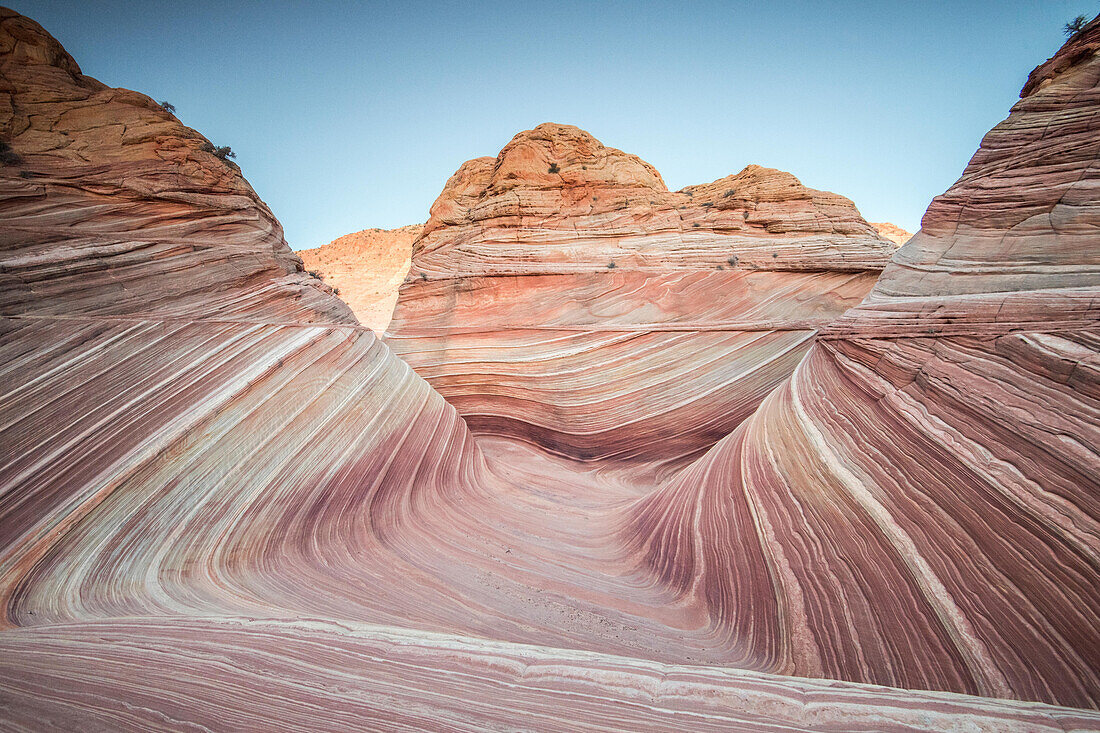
top-left (298, 224), bottom-right (420, 332)
top-left (0, 6), bottom-right (1098, 729)
top-left (625, 16), bottom-right (1100, 709)
top-left (387, 124), bottom-right (897, 465)
top-left (5, 617), bottom-right (1099, 733)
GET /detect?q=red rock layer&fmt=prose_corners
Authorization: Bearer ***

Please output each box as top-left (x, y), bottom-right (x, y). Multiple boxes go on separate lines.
top-left (388, 124), bottom-right (894, 465)
top-left (410, 127), bottom-right (893, 276)
top-left (0, 7), bottom-right (1098, 729)
top-left (298, 224), bottom-right (420, 332)
top-left (624, 15), bottom-right (1100, 709)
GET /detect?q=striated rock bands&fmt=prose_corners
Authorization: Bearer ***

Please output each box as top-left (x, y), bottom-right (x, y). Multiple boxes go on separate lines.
top-left (624, 14), bottom-right (1100, 709)
top-left (0, 7), bottom-right (1098, 730)
top-left (388, 123), bottom-right (895, 465)
top-left (0, 8), bottom-right (352, 325)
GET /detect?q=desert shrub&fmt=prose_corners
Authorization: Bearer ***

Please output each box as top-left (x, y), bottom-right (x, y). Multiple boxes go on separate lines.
top-left (1064, 14), bottom-right (1089, 35)
top-left (548, 162), bottom-right (560, 174)
top-left (607, 261), bottom-right (617, 269)
top-left (727, 255), bottom-right (739, 266)
top-left (160, 101), bottom-right (176, 114)
top-left (213, 145), bottom-right (236, 161)
top-left (0, 141), bottom-right (22, 166)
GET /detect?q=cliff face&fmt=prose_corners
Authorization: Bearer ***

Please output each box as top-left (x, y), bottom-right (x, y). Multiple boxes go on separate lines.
top-left (387, 124), bottom-right (895, 466)
top-left (0, 7), bottom-right (1097, 729)
top-left (626, 15), bottom-right (1100, 708)
top-left (298, 224), bottom-right (420, 332)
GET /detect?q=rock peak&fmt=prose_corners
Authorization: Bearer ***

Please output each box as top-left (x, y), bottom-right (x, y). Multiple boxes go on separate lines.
top-left (1021, 13), bottom-right (1100, 97)
top-left (0, 7), bottom-right (84, 80)
top-left (485, 122), bottom-right (667, 195)
top-left (417, 125), bottom-right (893, 274)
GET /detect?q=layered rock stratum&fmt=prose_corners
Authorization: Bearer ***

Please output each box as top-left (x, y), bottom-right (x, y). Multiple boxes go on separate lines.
top-left (0, 7), bottom-right (1098, 730)
top-left (387, 124), bottom-right (897, 467)
top-left (298, 224), bottom-right (420, 332)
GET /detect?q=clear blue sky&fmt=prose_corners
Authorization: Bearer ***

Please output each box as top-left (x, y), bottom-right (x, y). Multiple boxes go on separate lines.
top-left (8, 1), bottom-right (1093, 248)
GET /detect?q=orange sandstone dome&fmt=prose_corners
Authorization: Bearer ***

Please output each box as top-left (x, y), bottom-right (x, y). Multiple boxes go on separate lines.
top-left (412, 122), bottom-right (895, 276)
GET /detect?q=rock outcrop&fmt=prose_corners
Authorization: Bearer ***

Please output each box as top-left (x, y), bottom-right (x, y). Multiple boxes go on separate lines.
top-left (0, 10), bottom-right (351, 325)
top-left (387, 124), bottom-right (896, 466)
top-left (625, 14), bottom-right (1100, 709)
top-left (410, 126), bottom-right (893, 277)
top-left (0, 7), bottom-right (1097, 729)
top-left (298, 224), bottom-right (420, 332)
top-left (870, 221), bottom-right (912, 246)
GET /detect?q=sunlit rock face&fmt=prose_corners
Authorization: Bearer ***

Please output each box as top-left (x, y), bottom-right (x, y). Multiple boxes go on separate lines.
top-left (0, 6), bottom-right (1098, 729)
top-left (625, 16), bottom-right (1100, 709)
top-left (298, 224), bottom-right (420, 332)
top-left (0, 11), bottom-right (352, 325)
top-left (870, 221), bottom-right (912, 246)
top-left (387, 123), bottom-right (896, 466)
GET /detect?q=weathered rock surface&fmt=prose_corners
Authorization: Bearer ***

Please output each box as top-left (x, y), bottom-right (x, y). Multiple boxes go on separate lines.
top-left (3, 617), bottom-right (1097, 733)
top-left (387, 124), bottom-right (895, 465)
top-left (0, 7), bottom-right (1097, 730)
top-left (625, 14), bottom-right (1100, 709)
top-left (870, 221), bottom-right (912, 246)
top-left (410, 126), bottom-right (893, 277)
top-left (0, 10), bottom-right (352, 325)
top-left (298, 224), bottom-right (420, 332)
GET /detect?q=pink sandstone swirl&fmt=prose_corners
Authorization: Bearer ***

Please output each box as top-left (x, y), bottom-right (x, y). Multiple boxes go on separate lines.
top-left (624, 14), bottom-right (1100, 710)
top-left (386, 124), bottom-right (896, 466)
top-left (0, 6), bottom-right (1098, 731)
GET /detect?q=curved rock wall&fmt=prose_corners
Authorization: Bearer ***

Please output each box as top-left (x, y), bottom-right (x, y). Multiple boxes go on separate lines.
top-left (624, 15), bottom-right (1100, 708)
top-left (0, 9), bottom-right (352, 324)
top-left (0, 7), bottom-right (1097, 729)
top-left (388, 124), bottom-right (895, 465)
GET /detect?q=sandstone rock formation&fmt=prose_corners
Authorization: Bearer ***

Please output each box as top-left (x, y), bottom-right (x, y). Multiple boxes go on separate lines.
top-left (298, 224), bottom-right (420, 332)
top-left (0, 10), bottom-right (351, 325)
top-left (387, 124), bottom-right (896, 466)
top-left (871, 221), bottom-right (912, 246)
top-left (0, 6), bottom-right (1097, 730)
top-left (625, 15), bottom-right (1100, 709)
top-left (409, 128), bottom-right (893, 277)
